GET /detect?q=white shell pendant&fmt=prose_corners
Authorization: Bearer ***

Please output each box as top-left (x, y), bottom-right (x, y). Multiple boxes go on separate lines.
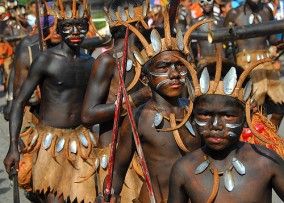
top-left (224, 170), bottom-right (234, 192)
top-left (246, 54), bottom-right (251, 63)
top-left (261, 54), bottom-right (264, 59)
top-left (70, 140), bottom-right (77, 154)
top-left (43, 132), bottom-right (53, 150)
top-left (79, 133), bottom-right (88, 148)
top-left (128, 3), bottom-right (135, 19)
top-left (126, 59), bottom-right (133, 72)
top-left (249, 14), bottom-right (254, 24)
top-left (150, 29), bottom-right (162, 54)
top-left (109, 8), bottom-right (117, 21)
top-left (142, 1), bottom-right (148, 17)
top-left (256, 54), bottom-right (260, 61)
top-left (30, 131), bottom-right (39, 146)
top-left (243, 80), bottom-right (252, 101)
top-left (256, 14), bottom-right (262, 23)
top-left (223, 67), bottom-right (237, 95)
top-left (56, 137), bottom-right (65, 153)
top-left (153, 113), bottom-right (163, 127)
top-left (89, 131), bottom-right (97, 146)
top-left (65, 4), bottom-right (72, 18)
top-left (133, 51), bottom-right (145, 65)
top-left (118, 6), bottom-right (127, 22)
top-left (232, 158), bottom-right (246, 175)
top-left (195, 160), bottom-right (210, 174)
top-left (176, 28), bottom-right (184, 51)
top-left (200, 67), bottom-right (210, 94)
top-left (101, 154), bottom-right (109, 169)
top-left (185, 121), bottom-right (196, 136)
top-left (95, 158), bottom-right (100, 171)
top-left (78, 5), bottom-right (84, 18)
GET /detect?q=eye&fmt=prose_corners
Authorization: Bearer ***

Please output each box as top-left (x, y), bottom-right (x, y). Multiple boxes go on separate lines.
top-left (223, 114), bottom-right (237, 121)
top-left (198, 113), bottom-right (211, 120)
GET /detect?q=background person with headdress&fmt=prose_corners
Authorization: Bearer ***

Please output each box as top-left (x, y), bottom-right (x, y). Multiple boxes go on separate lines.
top-left (81, 0), bottom-right (153, 201)
top-left (3, 11), bottom-right (62, 202)
top-left (224, 0), bottom-right (284, 129)
top-left (0, 34), bottom-right (13, 92)
top-left (3, 7), bottom-right (62, 120)
top-left (3, 0), bottom-right (102, 202)
top-left (168, 60), bottom-right (284, 203)
top-left (190, 0), bottom-right (225, 70)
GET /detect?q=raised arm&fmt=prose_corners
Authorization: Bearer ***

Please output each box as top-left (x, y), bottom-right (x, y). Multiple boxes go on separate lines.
top-left (110, 116), bottom-right (136, 201)
top-left (168, 160), bottom-right (188, 203)
top-left (3, 54), bottom-right (46, 175)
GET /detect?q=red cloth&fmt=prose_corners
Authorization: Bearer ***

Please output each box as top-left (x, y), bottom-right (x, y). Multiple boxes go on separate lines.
top-left (0, 42), bottom-right (13, 64)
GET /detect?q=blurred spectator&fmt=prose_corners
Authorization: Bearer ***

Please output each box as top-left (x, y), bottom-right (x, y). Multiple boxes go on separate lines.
top-left (26, 0), bottom-right (36, 28)
top-left (0, 35), bottom-right (13, 91)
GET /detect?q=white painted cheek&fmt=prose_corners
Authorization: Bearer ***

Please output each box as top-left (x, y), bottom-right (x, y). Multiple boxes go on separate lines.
top-left (194, 119), bottom-right (207, 127)
top-left (155, 79), bottom-right (171, 90)
top-left (225, 123), bottom-right (242, 129)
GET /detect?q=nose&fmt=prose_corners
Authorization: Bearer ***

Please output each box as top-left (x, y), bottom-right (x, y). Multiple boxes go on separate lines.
top-left (168, 65), bottom-right (180, 79)
top-left (210, 116), bottom-right (222, 130)
top-left (72, 26), bottom-right (79, 34)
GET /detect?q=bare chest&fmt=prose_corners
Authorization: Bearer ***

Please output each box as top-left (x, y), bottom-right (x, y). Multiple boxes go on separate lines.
top-left (45, 57), bottom-right (92, 89)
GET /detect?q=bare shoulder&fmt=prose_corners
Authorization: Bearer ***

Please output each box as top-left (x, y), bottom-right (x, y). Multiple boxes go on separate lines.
top-left (241, 142), bottom-right (283, 167)
top-left (92, 52), bottom-right (114, 74)
top-left (172, 148), bottom-right (204, 175)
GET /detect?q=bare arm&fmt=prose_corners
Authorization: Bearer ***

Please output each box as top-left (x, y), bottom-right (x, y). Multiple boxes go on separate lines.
top-left (168, 160), bottom-right (188, 203)
top-left (4, 54), bottom-right (46, 174)
top-left (81, 53), bottom-right (116, 126)
top-left (271, 154), bottom-right (284, 200)
top-left (13, 45), bottom-right (31, 98)
top-left (81, 53), bottom-right (152, 126)
top-left (3, 63), bottom-right (15, 121)
top-left (111, 116), bottom-right (136, 198)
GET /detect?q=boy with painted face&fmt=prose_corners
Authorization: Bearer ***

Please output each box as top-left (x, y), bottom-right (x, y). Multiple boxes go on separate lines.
top-left (3, 1), bottom-right (101, 202)
top-left (109, 22), bottom-right (203, 201)
top-left (168, 61), bottom-right (284, 203)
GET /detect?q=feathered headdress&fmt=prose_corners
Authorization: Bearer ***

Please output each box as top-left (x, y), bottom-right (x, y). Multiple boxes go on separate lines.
top-left (43, 0), bottom-right (98, 40)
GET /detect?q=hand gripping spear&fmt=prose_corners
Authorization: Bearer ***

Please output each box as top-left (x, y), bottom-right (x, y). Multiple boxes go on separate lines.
top-left (104, 27), bottom-right (156, 203)
top-left (10, 167), bottom-right (20, 203)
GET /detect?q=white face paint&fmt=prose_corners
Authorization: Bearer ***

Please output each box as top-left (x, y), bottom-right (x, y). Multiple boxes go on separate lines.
top-left (150, 64), bottom-right (187, 90)
top-left (213, 116), bottom-right (218, 127)
top-left (195, 118), bottom-right (242, 129)
top-left (225, 123), bottom-right (242, 129)
top-left (228, 131), bottom-right (237, 138)
top-left (155, 79), bottom-right (171, 90)
top-left (194, 119), bottom-right (207, 127)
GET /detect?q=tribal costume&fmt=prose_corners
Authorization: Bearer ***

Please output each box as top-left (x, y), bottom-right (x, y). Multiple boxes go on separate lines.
top-left (236, 49), bottom-right (284, 106)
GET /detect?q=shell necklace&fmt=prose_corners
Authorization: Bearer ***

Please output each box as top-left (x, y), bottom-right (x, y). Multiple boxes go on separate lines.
top-left (152, 98), bottom-right (196, 136)
top-left (195, 154), bottom-right (246, 192)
